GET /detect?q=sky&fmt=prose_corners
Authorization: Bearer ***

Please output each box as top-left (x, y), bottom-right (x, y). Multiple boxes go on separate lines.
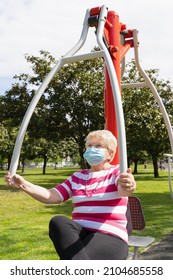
top-left (0, 0), bottom-right (173, 94)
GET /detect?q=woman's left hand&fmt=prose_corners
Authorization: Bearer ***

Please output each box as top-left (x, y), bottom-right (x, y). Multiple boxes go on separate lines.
top-left (118, 168), bottom-right (136, 194)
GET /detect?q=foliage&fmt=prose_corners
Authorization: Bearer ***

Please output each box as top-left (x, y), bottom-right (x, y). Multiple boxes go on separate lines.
top-left (0, 51), bottom-right (105, 172)
top-left (122, 60), bottom-right (173, 177)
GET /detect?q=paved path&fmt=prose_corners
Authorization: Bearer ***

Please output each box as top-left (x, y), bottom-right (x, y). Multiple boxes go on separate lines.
top-left (138, 232), bottom-right (173, 260)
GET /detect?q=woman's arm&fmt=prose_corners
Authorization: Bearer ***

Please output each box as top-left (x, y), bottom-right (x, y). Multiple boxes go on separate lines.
top-left (117, 168), bottom-right (136, 197)
top-left (5, 171), bottom-right (62, 204)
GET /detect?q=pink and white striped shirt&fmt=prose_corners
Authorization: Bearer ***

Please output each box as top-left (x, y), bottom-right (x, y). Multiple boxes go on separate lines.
top-left (54, 165), bottom-right (128, 243)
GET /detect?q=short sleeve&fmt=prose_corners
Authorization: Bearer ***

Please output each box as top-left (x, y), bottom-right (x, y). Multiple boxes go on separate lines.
top-left (54, 176), bottom-right (73, 202)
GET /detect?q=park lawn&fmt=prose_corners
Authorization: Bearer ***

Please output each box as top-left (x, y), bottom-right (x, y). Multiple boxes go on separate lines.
top-left (0, 165), bottom-right (173, 260)
top-left (0, 167), bottom-right (76, 260)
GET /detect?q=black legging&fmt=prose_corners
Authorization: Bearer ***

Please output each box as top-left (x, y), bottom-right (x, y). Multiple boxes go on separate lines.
top-left (49, 215), bottom-right (128, 260)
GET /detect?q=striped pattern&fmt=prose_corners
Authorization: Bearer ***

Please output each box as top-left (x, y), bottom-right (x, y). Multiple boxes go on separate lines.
top-left (54, 165), bottom-right (128, 243)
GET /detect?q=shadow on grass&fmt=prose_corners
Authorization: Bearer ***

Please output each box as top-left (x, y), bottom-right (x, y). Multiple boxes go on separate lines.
top-left (134, 174), bottom-right (169, 181)
top-left (0, 185), bottom-right (21, 192)
top-left (16, 168), bottom-right (80, 178)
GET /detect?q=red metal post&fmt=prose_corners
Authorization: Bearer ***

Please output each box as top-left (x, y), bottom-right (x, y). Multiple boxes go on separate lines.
top-left (104, 11), bottom-right (122, 165)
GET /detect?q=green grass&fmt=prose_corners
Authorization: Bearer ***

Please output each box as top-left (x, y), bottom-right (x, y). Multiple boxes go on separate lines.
top-left (0, 165), bottom-right (173, 259)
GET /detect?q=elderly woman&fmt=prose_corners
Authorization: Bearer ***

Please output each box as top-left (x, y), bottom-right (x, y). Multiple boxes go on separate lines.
top-left (5, 130), bottom-right (136, 260)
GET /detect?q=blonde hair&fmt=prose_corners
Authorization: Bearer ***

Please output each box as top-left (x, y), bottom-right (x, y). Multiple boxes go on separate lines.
top-left (85, 130), bottom-right (117, 160)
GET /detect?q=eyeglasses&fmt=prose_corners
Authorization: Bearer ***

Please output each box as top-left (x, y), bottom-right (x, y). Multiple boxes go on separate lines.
top-left (86, 142), bottom-right (108, 149)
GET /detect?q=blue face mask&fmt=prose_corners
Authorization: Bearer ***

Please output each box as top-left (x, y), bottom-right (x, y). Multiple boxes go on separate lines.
top-left (83, 147), bottom-right (105, 166)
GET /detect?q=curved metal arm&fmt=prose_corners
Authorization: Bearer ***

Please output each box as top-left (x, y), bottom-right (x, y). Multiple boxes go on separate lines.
top-left (96, 6), bottom-right (128, 173)
top-left (133, 29), bottom-right (173, 155)
top-left (9, 9), bottom-right (90, 177)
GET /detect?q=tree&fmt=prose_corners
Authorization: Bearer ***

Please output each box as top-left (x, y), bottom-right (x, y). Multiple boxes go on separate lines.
top-left (57, 138), bottom-right (79, 163)
top-left (122, 61), bottom-right (173, 177)
top-left (0, 83), bottom-right (31, 127)
top-left (49, 59), bottom-right (105, 167)
top-left (1, 50), bottom-right (105, 172)
top-left (0, 83), bottom-right (33, 169)
top-left (0, 123), bottom-right (9, 168)
top-left (0, 121), bottom-right (19, 169)
top-left (20, 50), bottom-right (105, 168)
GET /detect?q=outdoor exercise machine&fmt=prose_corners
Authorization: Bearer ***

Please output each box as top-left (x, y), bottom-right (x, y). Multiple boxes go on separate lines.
top-left (9, 5), bottom-right (173, 178)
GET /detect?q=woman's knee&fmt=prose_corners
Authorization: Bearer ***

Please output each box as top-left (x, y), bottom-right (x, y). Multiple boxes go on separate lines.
top-left (49, 215), bottom-right (67, 237)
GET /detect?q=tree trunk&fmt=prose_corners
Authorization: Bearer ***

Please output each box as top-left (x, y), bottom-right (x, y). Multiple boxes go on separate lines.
top-left (43, 155), bottom-right (47, 175)
top-left (133, 160), bottom-right (138, 174)
top-left (127, 158), bottom-right (130, 168)
top-left (78, 141), bottom-right (87, 169)
top-left (7, 156), bottom-right (11, 170)
top-left (21, 159), bottom-right (25, 173)
top-left (152, 156), bottom-right (159, 178)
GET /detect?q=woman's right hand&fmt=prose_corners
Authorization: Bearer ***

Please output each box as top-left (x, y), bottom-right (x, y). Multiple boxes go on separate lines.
top-left (5, 171), bottom-right (26, 189)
